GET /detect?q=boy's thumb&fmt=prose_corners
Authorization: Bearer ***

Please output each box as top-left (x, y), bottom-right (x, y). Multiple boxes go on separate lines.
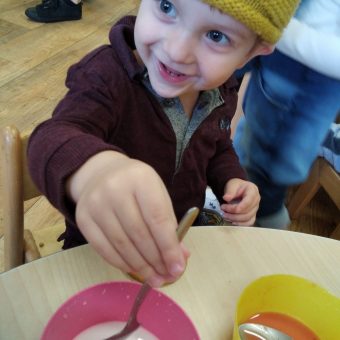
top-left (223, 192), bottom-right (236, 202)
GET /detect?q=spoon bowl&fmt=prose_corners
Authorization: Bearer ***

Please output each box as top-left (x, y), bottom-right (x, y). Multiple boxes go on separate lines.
top-left (239, 323), bottom-right (292, 340)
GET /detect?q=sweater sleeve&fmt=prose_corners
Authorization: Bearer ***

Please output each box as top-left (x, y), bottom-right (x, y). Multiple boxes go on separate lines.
top-left (276, 18), bottom-right (340, 80)
top-left (206, 88), bottom-right (247, 201)
top-left (27, 47), bottom-right (125, 222)
top-left (207, 133), bottom-right (247, 202)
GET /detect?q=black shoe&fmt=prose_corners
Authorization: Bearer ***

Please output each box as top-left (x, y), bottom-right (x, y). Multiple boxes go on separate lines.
top-left (25, 0), bottom-right (82, 23)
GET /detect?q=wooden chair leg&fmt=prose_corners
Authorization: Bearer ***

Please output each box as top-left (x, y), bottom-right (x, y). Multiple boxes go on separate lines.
top-left (319, 159), bottom-right (340, 210)
top-left (24, 229), bottom-right (41, 263)
top-left (330, 223), bottom-right (340, 241)
top-left (2, 126), bottom-right (25, 271)
top-left (287, 159), bottom-right (321, 219)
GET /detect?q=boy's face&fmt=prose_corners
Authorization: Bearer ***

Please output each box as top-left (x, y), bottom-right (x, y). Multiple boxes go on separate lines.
top-left (134, 0), bottom-right (270, 99)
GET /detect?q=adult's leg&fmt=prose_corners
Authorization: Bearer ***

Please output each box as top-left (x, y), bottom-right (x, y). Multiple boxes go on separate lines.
top-left (234, 115), bottom-right (290, 228)
top-left (234, 51), bottom-right (340, 228)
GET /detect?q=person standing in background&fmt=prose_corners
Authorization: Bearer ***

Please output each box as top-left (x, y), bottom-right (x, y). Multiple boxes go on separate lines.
top-left (233, 0), bottom-right (340, 229)
top-left (25, 0), bottom-right (82, 23)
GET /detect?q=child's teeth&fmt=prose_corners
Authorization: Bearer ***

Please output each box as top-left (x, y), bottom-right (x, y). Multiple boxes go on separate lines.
top-left (167, 68), bottom-right (180, 77)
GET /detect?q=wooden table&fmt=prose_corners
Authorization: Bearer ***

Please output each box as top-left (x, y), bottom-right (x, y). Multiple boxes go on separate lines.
top-left (1, 226), bottom-right (340, 339)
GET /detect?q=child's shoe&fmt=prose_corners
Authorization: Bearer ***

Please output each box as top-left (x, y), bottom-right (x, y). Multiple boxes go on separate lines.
top-left (25, 0), bottom-right (82, 23)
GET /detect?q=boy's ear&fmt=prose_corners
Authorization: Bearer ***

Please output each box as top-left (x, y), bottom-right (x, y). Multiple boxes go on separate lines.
top-left (238, 42), bottom-right (275, 68)
top-left (253, 41), bottom-right (275, 57)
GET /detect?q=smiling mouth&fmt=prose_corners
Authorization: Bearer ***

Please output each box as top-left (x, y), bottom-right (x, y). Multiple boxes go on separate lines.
top-left (160, 62), bottom-right (186, 77)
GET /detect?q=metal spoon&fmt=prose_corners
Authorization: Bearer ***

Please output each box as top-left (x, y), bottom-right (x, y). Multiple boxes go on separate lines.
top-left (105, 207), bottom-right (199, 340)
top-left (239, 323), bottom-right (292, 340)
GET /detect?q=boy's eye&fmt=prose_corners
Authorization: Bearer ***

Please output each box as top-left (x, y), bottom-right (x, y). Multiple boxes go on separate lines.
top-left (207, 30), bottom-right (230, 45)
top-left (159, 0), bottom-right (176, 17)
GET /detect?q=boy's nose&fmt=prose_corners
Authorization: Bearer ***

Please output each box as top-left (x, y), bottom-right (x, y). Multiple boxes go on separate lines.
top-left (163, 31), bottom-right (196, 64)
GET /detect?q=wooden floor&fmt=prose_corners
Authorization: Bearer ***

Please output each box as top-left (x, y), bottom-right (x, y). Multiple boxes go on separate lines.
top-left (0, 0), bottom-right (339, 272)
top-left (0, 0), bottom-right (140, 271)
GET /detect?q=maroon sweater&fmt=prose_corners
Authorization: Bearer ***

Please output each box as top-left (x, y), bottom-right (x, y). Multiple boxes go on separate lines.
top-left (27, 16), bottom-right (246, 248)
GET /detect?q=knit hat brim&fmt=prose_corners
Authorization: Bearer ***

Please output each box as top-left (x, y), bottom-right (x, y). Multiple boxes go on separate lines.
top-left (203, 0), bottom-right (300, 44)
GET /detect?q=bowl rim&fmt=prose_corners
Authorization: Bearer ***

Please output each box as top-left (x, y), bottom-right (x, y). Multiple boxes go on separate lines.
top-left (41, 280), bottom-right (200, 340)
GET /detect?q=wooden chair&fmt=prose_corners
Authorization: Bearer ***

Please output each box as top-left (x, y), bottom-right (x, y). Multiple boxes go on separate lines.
top-left (287, 157), bottom-right (340, 239)
top-left (0, 125), bottom-right (64, 271)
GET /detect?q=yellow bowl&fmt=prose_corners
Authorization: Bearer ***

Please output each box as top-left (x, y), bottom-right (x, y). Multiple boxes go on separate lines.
top-left (233, 274), bottom-right (340, 339)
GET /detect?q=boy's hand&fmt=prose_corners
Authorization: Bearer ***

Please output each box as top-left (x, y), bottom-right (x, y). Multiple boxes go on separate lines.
top-left (220, 178), bottom-right (260, 225)
top-left (67, 151), bottom-right (188, 287)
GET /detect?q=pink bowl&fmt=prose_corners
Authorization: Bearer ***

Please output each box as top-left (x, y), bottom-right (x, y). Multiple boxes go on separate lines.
top-left (41, 281), bottom-right (199, 340)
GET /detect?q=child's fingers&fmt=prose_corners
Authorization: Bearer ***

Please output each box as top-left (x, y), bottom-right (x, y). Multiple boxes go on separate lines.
top-left (95, 210), bottom-right (164, 281)
top-left (82, 211), bottom-right (165, 287)
top-left (74, 158), bottom-right (187, 284)
top-left (222, 205), bottom-right (258, 225)
top-left (144, 209), bottom-right (186, 279)
top-left (136, 182), bottom-right (186, 280)
top-left (114, 199), bottom-right (168, 277)
top-left (180, 242), bottom-right (191, 259)
top-left (220, 198), bottom-right (243, 213)
top-left (222, 191), bottom-right (259, 214)
top-left (77, 199), bottom-right (165, 285)
top-left (224, 180), bottom-right (247, 199)
top-left (76, 211), bottom-right (131, 273)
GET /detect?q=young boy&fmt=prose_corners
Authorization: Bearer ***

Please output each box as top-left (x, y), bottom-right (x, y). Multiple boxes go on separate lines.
top-left (28, 0), bottom-right (299, 287)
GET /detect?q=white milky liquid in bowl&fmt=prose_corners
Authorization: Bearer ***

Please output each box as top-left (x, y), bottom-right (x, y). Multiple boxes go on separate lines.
top-left (73, 321), bottom-right (160, 340)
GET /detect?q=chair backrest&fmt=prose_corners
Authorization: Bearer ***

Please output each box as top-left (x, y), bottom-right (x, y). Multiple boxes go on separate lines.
top-left (1, 125), bottom-right (41, 271)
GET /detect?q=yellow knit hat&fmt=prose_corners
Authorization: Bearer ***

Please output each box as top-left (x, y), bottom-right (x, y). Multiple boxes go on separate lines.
top-left (203, 0), bottom-right (300, 43)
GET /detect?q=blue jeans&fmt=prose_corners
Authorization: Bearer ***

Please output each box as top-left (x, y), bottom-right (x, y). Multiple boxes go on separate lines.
top-left (234, 50), bottom-right (340, 217)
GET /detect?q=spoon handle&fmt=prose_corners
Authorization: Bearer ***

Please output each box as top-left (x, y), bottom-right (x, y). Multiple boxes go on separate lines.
top-left (177, 207), bottom-right (199, 241)
top-left (105, 207), bottom-right (199, 340)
